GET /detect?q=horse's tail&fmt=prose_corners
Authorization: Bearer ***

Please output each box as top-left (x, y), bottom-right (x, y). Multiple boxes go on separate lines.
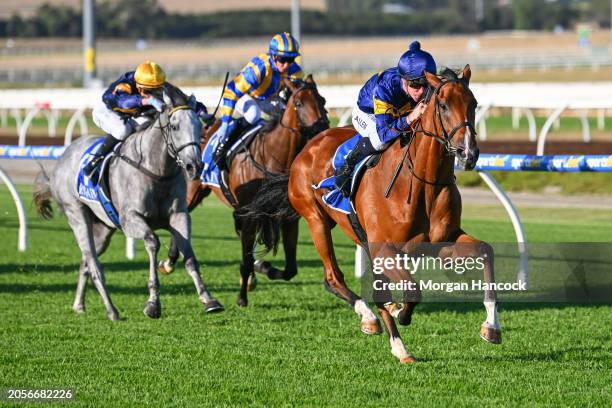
top-left (237, 172), bottom-right (300, 255)
top-left (33, 163), bottom-right (53, 219)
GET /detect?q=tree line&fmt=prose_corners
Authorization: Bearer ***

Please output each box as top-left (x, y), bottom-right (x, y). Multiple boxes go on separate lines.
top-left (0, 0), bottom-right (608, 38)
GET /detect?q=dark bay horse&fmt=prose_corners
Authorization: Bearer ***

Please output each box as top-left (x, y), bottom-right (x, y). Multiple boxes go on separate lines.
top-left (160, 75), bottom-right (329, 307)
top-left (244, 66), bottom-right (501, 363)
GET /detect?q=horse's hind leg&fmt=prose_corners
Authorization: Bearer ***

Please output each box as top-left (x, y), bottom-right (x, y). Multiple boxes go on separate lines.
top-left (304, 214), bottom-right (381, 335)
top-left (237, 216), bottom-right (257, 307)
top-left (254, 219), bottom-right (298, 282)
top-left (65, 205), bottom-right (119, 321)
top-left (72, 221), bottom-right (115, 314)
top-left (169, 211), bottom-right (224, 313)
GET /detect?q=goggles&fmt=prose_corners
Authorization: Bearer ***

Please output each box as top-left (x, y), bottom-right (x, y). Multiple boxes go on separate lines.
top-left (275, 55), bottom-right (296, 64)
top-left (406, 76), bottom-right (428, 89)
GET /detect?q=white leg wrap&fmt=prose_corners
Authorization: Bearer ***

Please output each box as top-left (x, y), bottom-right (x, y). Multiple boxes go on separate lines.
top-left (483, 300), bottom-right (500, 329)
top-left (390, 336), bottom-right (409, 360)
top-left (354, 299), bottom-right (377, 322)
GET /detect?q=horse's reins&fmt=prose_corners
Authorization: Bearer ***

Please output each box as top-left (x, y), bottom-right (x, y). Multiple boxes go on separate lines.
top-left (118, 104), bottom-right (198, 181)
top-left (247, 82), bottom-right (329, 175)
top-left (385, 78), bottom-right (476, 199)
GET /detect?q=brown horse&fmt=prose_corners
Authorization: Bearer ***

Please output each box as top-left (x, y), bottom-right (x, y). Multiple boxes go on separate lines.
top-left (243, 66), bottom-right (501, 363)
top-left (159, 75), bottom-right (329, 307)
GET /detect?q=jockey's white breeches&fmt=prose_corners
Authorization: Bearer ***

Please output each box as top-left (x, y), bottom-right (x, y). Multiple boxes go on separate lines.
top-left (92, 102), bottom-right (152, 141)
top-left (234, 95), bottom-right (276, 125)
top-left (351, 103), bottom-right (389, 151)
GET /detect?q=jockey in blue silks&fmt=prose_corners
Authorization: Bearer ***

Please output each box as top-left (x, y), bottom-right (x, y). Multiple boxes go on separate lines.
top-left (84, 60), bottom-right (209, 176)
top-left (334, 41), bottom-right (437, 196)
top-left (212, 32), bottom-right (304, 170)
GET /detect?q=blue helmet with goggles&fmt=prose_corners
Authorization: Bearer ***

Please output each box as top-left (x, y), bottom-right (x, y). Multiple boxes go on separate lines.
top-left (269, 32), bottom-right (301, 58)
top-left (398, 41), bottom-right (437, 81)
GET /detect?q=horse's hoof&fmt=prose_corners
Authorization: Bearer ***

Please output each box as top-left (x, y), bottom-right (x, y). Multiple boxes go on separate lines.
top-left (400, 354), bottom-right (418, 364)
top-left (72, 304), bottom-right (85, 314)
top-left (480, 323), bottom-right (502, 344)
top-left (107, 309), bottom-right (121, 321)
top-left (205, 300), bottom-right (225, 313)
top-left (158, 259), bottom-right (175, 275)
top-left (360, 319), bottom-right (383, 335)
top-left (236, 297), bottom-right (248, 308)
top-left (143, 300), bottom-right (161, 319)
top-left (282, 270), bottom-right (297, 281)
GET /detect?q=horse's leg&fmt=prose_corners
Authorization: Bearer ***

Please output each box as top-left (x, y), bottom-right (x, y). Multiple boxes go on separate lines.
top-left (440, 231), bottom-right (501, 344)
top-left (168, 211), bottom-right (224, 313)
top-left (305, 215), bottom-right (381, 335)
top-left (159, 184), bottom-right (210, 275)
top-left (159, 237), bottom-right (179, 275)
top-left (64, 205), bottom-right (119, 321)
top-left (72, 220), bottom-right (115, 314)
top-left (122, 214), bottom-right (163, 318)
top-left (73, 258), bottom-right (88, 314)
top-left (237, 215), bottom-right (257, 307)
top-left (255, 219), bottom-right (298, 281)
top-left (375, 302), bottom-right (417, 364)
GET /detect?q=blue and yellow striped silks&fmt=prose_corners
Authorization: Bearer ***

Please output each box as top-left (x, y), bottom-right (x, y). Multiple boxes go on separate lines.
top-left (269, 32), bottom-right (300, 57)
top-left (220, 53), bottom-right (303, 122)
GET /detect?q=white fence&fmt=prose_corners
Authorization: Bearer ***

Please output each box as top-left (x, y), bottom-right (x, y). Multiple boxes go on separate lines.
top-left (1, 83), bottom-right (611, 280)
top-left (2, 82), bottom-right (612, 154)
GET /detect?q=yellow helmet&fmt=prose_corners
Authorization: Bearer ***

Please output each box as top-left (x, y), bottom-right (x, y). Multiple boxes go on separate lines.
top-left (134, 61), bottom-right (166, 89)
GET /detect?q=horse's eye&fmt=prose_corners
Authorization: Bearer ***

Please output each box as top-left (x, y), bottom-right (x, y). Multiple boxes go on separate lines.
top-left (171, 124), bottom-right (179, 131)
top-left (295, 100), bottom-right (303, 108)
top-left (440, 102), bottom-right (448, 111)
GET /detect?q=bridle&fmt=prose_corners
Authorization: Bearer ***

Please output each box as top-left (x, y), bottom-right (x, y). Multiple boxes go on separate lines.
top-left (280, 82), bottom-right (330, 141)
top-left (413, 78), bottom-right (477, 157)
top-left (159, 105), bottom-right (201, 166)
top-left (118, 104), bottom-right (200, 181)
top-left (395, 77), bottom-right (477, 188)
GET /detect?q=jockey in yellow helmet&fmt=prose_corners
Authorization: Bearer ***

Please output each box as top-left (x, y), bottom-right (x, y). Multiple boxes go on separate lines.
top-left (212, 32), bottom-right (304, 170)
top-left (85, 60), bottom-right (208, 176)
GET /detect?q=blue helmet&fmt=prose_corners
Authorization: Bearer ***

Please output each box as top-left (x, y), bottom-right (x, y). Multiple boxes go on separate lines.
top-left (269, 32), bottom-right (300, 58)
top-left (398, 41), bottom-right (437, 80)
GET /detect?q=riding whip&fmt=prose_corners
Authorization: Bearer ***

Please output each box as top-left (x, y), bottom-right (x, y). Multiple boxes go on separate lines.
top-left (210, 71), bottom-right (230, 118)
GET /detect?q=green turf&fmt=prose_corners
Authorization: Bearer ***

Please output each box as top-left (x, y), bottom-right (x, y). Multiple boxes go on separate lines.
top-left (0, 186), bottom-right (610, 407)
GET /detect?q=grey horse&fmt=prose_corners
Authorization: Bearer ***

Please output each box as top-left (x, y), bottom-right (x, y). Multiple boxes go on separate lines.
top-left (33, 84), bottom-right (224, 320)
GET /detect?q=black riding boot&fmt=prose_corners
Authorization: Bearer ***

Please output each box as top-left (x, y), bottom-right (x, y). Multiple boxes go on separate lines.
top-left (213, 118), bottom-right (250, 170)
top-left (334, 137), bottom-right (377, 197)
top-left (84, 134), bottom-right (120, 176)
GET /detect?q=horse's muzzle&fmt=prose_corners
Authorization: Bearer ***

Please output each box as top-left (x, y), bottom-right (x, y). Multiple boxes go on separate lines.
top-left (457, 147), bottom-right (480, 171)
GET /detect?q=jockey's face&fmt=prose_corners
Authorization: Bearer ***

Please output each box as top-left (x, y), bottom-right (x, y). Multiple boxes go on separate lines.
top-left (273, 55), bottom-right (295, 74)
top-left (401, 78), bottom-right (426, 102)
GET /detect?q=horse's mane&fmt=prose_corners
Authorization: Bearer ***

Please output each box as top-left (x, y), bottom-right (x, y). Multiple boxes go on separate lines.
top-left (163, 82), bottom-right (189, 107)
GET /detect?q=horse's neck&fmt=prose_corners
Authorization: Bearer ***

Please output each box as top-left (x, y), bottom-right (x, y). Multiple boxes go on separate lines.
top-left (122, 122), bottom-right (174, 175)
top-left (254, 110), bottom-right (301, 172)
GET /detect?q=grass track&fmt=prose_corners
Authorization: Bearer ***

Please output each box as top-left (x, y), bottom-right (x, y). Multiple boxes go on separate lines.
top-left (0, 187), bottom-right (610, 406)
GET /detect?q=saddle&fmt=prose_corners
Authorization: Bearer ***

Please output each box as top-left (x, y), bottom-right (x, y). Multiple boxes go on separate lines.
top-left (77, 140), bottom-right (121, 228)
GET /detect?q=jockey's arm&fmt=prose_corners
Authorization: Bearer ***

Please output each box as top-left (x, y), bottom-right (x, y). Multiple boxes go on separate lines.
top-left (373, 87), bottom-right (412, 144)
top-left (219, 62), bottom-right (260, 123)
top-left (103, 83), bottom-right (143, 112)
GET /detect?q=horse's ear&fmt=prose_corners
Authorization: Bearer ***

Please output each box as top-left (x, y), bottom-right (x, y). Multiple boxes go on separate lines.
top-left (282, 77), bottom-right (297, 92)
top-left (305, 74), bottom-right (314, 84)
top-left (462, 64), bottom-right (471, 85)
top-left (425, 71), bottom-right (441, 89)
top-left (162, 90), bottom-right (172, 107)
